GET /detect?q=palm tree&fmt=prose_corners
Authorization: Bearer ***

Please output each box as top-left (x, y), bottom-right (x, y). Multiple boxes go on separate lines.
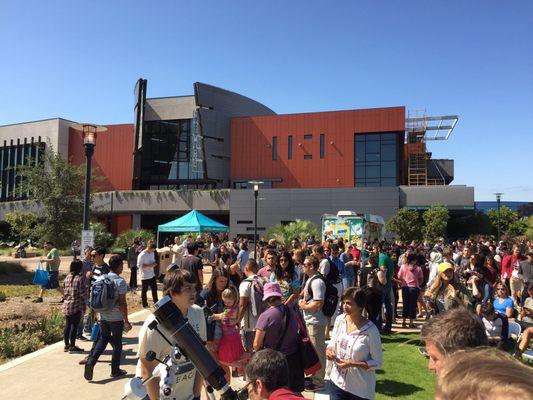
top-left (265, 219), bottom-right (319, 248)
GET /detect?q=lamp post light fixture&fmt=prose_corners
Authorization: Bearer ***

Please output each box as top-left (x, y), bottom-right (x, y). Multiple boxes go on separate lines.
top-left (72, 123), bottom-right (107, 231)
top-left (248, 181), bottom-right (264, 260)
top-left (494, 192), bottom-right (503, 243)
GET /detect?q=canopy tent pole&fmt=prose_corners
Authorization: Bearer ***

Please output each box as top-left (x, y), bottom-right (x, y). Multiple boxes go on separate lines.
top-left (156, 231), bottom-right (160, 248)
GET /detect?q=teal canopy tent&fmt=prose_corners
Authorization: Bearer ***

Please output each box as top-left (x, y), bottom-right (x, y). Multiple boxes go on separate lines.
top-left (157, 209), bottom-right (228, 236)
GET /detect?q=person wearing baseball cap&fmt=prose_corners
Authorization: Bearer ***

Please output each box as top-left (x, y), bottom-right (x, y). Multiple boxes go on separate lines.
top-left (253, 282), bottom-right (305, 393)
top-left (426, 262), bottom-right (472, 313)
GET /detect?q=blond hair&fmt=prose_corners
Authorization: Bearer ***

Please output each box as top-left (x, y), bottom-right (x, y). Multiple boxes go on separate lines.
top-left (436, 348), bottom-right (533, 400)
top-left (221, 286), bottom-right (238, 303)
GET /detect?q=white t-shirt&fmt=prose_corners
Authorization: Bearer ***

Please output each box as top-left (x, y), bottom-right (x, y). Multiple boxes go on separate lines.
top-left (172, 244), bottom-right (185, 264)
top-left (136, 305), bottom-right (207, 400)
top-left (239, 275), bottom-right (259, 332)
top-left (137, 250), bottom-right (156, 280)
top-left (319, 258), bottom-right (330, 276)
top-left (328, 317), bottom-right (382, 400)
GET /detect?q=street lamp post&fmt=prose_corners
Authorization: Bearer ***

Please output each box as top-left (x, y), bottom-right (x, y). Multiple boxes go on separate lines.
top-left (73, 124), bottom-right (107, 230)
top-left (248, 181), bottom-right (264, 260)
top-left (494, 192), bottom-right (503, 243)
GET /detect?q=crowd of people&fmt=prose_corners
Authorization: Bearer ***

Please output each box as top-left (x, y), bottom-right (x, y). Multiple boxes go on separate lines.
top-left (37, 233), bottom-right (533, 399)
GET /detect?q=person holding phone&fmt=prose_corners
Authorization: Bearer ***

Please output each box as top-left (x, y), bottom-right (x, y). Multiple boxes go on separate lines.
top-left (326, 287), bottom-right (382, 400)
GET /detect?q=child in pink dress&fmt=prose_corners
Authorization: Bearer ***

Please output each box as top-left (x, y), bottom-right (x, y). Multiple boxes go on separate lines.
top-left (213, 286), bottom-right (244, 372)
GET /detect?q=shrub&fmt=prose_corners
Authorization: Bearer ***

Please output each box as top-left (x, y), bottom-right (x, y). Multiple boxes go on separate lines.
top-left (266, 220), bottom-right (319, 248)
top-left (0, 308), bottom-right (65, 361)
top-left (90, 222), bottom-right (115, 249)
top-left (114, 229), bottom-right (154, 250)
top-left (0, 291), bottom-right (6, 302)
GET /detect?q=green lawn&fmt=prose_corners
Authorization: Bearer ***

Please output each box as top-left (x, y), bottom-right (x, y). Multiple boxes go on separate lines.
top-left (376, 333), bottom-right (435, 399)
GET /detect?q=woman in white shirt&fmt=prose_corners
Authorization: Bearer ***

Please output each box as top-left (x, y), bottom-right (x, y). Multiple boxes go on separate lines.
top-left (326, 287), bottom-right (383, 400)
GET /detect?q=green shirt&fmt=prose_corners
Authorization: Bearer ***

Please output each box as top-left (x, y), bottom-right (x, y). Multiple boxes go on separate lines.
top-left (45, 248), bottom-right (60, 272)
top-left (379, 252), bottom-right (394, 289)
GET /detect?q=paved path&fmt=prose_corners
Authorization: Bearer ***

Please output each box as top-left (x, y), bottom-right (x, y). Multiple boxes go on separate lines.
top-left (0, 308), bottom-right (151, 400)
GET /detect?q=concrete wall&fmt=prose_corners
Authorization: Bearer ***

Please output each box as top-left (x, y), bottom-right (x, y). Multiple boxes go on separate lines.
top-left (229, 187), bottom-right (400, 237)
top-left (0, 118), bottom-right (76, 158)
top-left (400, 185), bottom-right (474, 209)
top-left (0, 189), bottom-right (230, 221)
top-left (195, 82), bottom-right (276, 188)
top-left (144, 96), bottom-right (196, 121)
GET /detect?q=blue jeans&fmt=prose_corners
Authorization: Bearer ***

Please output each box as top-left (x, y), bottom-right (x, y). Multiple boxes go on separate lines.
top-left (87, 320), bottom-right (124, 373)
top-left (328, 380), bottom-right (368, 400)
top-left (342, 276), bottom-right (355, 290)
top-left (378, 287), bottom-right (393, 331)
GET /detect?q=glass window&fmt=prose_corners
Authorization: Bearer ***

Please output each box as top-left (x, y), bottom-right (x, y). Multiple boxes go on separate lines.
top-left (288, 135), bottom-right (293, 160)
top-left (304, 134), bottom-right (312, 140)
top-left (304, 154), bottom-right (312, 160)
top-left (320, 134), bottom-right (325, 159)
top-left (381, 161), bottom-right (396, 178)
top-left (272, 136), bottom-right (278, 160)
top-left (355, 143), bottom-right (365, 162)
top-left (353, 132), bottom-right (399, 187)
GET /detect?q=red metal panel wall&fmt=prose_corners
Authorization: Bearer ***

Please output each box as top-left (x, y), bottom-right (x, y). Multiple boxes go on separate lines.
top-left (231, 107), bottom-right (405, 188)
top-left (69, 124), bottom-right (134, 191)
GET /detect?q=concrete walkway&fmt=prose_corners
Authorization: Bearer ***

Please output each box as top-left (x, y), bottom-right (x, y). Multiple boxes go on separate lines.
top-left (0, 308), bottom-right (151, 400)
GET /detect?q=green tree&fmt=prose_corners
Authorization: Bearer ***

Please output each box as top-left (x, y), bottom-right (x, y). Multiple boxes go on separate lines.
top-left (114, 229), bottom-right (154, 250)
top-left (89, 222), bottom-right (115, 249)
top-left (422, 205), bottom-right (450, 243)
top-left (266, 219), bottom-right (319, 248)
top-left (385, 208), bottom-right (422, 243)
top-left (487, 206), bottom-right (527, 238)
top-left (19, 146), bottom-right (85, 247)
top-left (5, 211), bottom-right (36, 244)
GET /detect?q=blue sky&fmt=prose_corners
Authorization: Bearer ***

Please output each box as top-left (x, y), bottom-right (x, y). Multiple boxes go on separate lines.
top-left (1, 0), bottom-right (532, 201)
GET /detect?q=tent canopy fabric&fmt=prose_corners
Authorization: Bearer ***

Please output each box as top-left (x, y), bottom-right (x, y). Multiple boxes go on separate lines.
top-left (157, 209), bottom-right (228, 233)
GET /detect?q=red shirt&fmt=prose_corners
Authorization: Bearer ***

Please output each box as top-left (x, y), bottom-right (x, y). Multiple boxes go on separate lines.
top-left (349, 248), bottom-right (361, 262)
top-left (501, 255), bottom-right (523, 279)
top-left (269, 388), bottom-right (303, 400)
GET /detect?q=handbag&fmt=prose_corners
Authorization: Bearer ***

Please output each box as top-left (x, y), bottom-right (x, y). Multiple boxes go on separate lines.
top-left (32, 261), bottom-right (49, 286)
top-left (295, 311), bottom-right (321, 375)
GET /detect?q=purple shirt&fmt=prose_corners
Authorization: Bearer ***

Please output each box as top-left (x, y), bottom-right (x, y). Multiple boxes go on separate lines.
top-left (255, 304), bottom-right (300, 355)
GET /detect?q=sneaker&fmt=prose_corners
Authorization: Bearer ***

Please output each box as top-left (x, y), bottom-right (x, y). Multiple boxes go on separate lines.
top-left (84, 364), bottom-right (94, 381)
top-left (32, 297), bottom-right (43, 303)
top-left (69, 346), bottom-right (84, 353)
top-left (79, 356), bottom-right (89, 365)
top-left (77, 335), bottom-right (89, 341)
top-left (110, 369), bottom-right (127, 378)
top-left (64, 345), bottom-right (70, 352)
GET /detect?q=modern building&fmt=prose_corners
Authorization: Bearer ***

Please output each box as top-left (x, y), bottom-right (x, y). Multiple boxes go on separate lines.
top-left (0, 80), bottom-right (475, 238)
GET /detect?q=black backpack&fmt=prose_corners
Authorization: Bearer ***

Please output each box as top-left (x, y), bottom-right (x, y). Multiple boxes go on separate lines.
top-left (325, 258), bottom-right (340, 284)
top-left (307, 273), bottom-right (339, 318)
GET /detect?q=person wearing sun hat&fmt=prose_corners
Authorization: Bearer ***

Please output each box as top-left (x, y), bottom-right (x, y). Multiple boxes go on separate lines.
top-left (253, 282), bottom-right (305, 393)
top-left (426, 262), bottom-right (473, 314)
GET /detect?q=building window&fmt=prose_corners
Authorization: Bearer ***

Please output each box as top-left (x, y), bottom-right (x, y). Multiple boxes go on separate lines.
top-left (304, 134), bottom-right (312, 140)
top-left (0, 137), bottom-right (45, 202)
top-left (288, 135), bottom-right (293, 160)
top-left (320, 134), bottom-right (325, 159)
top-left (272, 136), bottom-right (278, 160)
top-left (304, 154), bottom-right (312, 160)
top-left (354, 133), bottom-right (399, 187)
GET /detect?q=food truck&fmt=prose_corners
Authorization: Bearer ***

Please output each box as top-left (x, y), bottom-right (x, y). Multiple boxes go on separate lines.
top-left (321, 211), bottom-right (385, 247)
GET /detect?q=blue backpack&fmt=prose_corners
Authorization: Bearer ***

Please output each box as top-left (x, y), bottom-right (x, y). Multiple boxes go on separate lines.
top-left (90, 275), bottom-right (117, 311)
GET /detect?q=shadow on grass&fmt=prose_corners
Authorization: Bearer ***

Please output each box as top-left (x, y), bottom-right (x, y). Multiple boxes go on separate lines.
top-left (381, 336), bottom-right (422, 346)
top-left (376, 379), bottom-right (425, 397)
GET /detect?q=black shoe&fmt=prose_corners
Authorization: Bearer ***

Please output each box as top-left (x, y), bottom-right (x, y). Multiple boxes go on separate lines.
top-left (110, 369), bottom-right (127, 378)
top-left (84, 364), bottom-right (94, 381)
top-left (69, 346), bottom-right (84, 353)
top-left (32, 297), bottom-right (43, 303)
top-left (79, 356), bottom-right (89, 365)
top-left (64, 345), bottom-right (70, 352)
top-left (77, 335), bottom-right (88, 341)
top-left (305, 382), bottom-right (324, 392)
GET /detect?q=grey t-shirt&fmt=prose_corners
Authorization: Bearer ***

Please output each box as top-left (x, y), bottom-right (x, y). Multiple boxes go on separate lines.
top-left (303, 274), bottom-right (326, 326)
top-left (99, 272), bottom-right (128, 322)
